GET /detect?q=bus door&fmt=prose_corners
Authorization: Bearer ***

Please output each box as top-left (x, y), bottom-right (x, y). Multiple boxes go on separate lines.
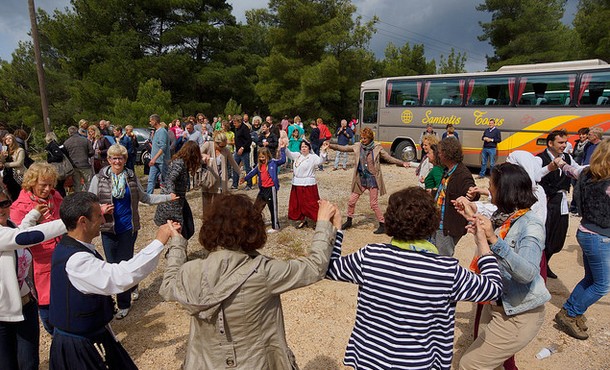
top-left (360, 90), bottom-right (380, 138)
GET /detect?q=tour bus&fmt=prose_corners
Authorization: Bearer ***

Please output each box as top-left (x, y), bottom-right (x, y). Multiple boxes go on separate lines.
top-left (359, 59), bottom-right (610, 166)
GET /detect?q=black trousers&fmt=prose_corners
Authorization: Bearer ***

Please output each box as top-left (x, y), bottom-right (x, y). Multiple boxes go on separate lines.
top-left (545, 192), bottom-right (569, 261)
top-left (255, 186), bottom-right (280, 230)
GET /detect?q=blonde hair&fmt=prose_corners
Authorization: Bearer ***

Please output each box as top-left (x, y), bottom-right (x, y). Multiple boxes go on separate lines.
top-left (22, 162), bottom-right (58, 191)
top-left (45, 132), bottom-right (58, 144)
top-left (213, 131), bottom-right (228, 144)
top-left (588, 138), bottom-right (610, 180)
top-left (88, 125), bottom-right (101, 139)
top-left (107, 143), bottom-right (128, 159)
top-left (422, 134), bottom-right (439, 146)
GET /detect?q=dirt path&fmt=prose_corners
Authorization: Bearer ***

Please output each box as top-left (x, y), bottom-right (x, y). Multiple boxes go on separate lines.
top-left (40, 155), bottom-right (610, 369)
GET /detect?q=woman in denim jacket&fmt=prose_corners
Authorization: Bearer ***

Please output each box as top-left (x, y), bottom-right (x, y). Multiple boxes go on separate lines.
top-left (455, 163), bottom-right (551, 369)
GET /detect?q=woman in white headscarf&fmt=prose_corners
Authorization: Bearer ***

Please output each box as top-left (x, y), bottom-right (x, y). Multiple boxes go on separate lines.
top-left (463, 150), bottom-right (549, 223)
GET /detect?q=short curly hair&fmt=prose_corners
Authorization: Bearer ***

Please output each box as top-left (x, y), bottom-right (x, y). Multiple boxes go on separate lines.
top-left (384, 187), bottom-right (440, 241)
top-left (199, 194), bottom-right (267, 252)
top-left (22, 162), bottom-right (58, 192)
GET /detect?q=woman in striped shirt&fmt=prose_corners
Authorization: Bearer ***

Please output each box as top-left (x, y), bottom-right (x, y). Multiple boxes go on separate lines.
top-left (326, 186), bottom-right (503, 370)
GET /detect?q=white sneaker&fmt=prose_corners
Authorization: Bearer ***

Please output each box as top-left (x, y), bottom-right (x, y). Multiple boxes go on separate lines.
top-left (267, 229), bottom-right (278, 234)
top-left (131, 289), bottom-right (139, 301)
top-left (115, 308), bottom-right (130, 320)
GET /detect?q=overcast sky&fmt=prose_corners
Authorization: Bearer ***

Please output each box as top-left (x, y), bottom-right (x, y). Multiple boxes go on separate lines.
top-left (1, 0), bottom-right (579, 72)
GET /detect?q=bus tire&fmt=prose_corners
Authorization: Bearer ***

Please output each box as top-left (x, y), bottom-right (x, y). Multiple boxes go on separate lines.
top-left (394, 140), bottom-right (416, 162)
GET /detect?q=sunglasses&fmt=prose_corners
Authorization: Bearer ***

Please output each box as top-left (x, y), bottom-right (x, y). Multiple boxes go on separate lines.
top-left (0, 200), bottom-right (12, 208)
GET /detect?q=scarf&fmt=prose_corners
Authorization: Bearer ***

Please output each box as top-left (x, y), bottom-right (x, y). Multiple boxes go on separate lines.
top-left (358, 142), bottom-right (377, 188)
top-left (111, 170), bottom-right (128, 199)
top-left (435, 164), bottom-right (458, 229)
top-left (29, 191), bottom-right (54, 221)
top-left (392, 239), bottom-right (439, 254)
top-left (469, 208), bottom-right (530, 273)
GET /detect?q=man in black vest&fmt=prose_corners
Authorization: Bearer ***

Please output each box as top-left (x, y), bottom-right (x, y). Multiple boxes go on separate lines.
top-left (537, 130), bottom-right (578, 279)
top-left (49, 192), bottom-right (180, 369)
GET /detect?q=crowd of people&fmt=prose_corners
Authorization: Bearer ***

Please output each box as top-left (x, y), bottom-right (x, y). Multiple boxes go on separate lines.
top-left (0, 115), bottom-right (607, 369)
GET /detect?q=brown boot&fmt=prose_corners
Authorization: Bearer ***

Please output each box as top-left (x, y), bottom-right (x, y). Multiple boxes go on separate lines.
top-left (576, 314), bottom-right (588, 331)
top-left (555, 308), bottom-right (589, 340)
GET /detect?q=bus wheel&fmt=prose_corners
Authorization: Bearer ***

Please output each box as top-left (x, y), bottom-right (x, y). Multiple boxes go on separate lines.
top-left (394, 141), bottom-right (416, 162)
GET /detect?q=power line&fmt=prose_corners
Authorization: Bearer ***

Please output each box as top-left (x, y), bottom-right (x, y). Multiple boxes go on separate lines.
top-left (356, 11), bottom-right (490, 60)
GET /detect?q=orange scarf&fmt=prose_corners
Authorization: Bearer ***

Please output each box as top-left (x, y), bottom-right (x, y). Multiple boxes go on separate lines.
top-left (469, 208), bottom-right (530, 273)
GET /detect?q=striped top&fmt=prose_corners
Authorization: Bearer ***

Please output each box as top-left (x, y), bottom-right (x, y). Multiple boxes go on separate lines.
top-left (326, 232), bottom-right (502, 370)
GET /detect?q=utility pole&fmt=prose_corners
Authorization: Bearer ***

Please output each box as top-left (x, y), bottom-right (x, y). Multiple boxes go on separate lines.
top-left (28, 0), bottom-right (51, 134)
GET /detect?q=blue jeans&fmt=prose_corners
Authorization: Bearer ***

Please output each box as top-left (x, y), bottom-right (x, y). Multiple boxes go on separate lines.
top-left (0, 300), bottom-right (39, 370)
top-left (334, 152), bottom-right (348, 169)
top-left (232, 151), bottom-right (251, 188)
top-left (146, 163), bottom-right (163, 194)
top-left (480, 147), bottom-right (496, 177)
top-left (102, 230), bottom-right (138, 309)
top-left (564, 230), bottom-right (610, 316)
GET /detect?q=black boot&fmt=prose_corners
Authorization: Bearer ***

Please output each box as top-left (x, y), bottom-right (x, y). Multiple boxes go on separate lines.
top-left (373, 222), bottom-right (385, 235)
top-left (341, 217), bottom-right (353, 230)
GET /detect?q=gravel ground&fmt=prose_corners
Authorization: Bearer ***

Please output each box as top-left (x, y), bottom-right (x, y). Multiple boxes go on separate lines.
top-left (39, 152), bottom-right (610, 369)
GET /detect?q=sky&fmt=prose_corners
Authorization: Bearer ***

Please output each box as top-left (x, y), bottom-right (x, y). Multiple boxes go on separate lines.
top-left (1, 0), bottom-right (579, 72)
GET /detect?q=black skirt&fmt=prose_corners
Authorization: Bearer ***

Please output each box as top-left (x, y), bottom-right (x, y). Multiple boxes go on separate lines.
top-left (49, 327), bottom-right (138, 370)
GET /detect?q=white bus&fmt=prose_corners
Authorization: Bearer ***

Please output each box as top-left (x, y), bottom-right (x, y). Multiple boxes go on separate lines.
top-left (359, 59), bottom-right (610, 165)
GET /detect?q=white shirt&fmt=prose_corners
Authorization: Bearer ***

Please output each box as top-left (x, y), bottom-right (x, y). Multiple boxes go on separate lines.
top-left (286, 150), bottom-right (326, 186)
top-left (66, 239), bottom-right (164, 295)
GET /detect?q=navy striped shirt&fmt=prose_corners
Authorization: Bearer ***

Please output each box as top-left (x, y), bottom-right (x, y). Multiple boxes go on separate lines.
top-left (326, 232), bottom-right (502, 370)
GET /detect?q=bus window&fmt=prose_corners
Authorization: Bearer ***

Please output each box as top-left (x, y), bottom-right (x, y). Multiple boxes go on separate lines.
top-left (577, 72), bottom-right (610, 106)
top-left (424, 79), bottom-right (463, 106)
top-left (363, 91), bottom-right (379, 124)
top-left (467, 77), bottom-right (511, 106)
top-left (517, 73), bottom-right (576, 106)
top-left (386, 80), bottom-right (421, 106)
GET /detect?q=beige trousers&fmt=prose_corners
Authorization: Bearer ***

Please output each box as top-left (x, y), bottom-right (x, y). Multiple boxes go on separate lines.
top-left (459, 303), bottom-right (545, 370)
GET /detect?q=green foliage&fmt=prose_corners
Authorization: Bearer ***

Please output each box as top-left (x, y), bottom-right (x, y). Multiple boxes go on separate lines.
top-left (110, 79), bottom-right (177, 127)
top-left (256, 0), bottom-right (376, 120)
top-left (573, 0), bottom-right (610, 61)
top-left (224, 99), bottom-right (242, 116)
top-left (5, 0), bottom-right (610, 155)
top-left (380, 43), bottom-right (436, 76)
top-left (438, 49), bottom-right (467, 74)
top-left (477, 0), bottom-right (581, 70)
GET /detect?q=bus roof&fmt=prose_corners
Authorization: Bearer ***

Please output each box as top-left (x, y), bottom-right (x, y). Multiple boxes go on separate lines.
top-left (497, 59), bottom-right (608, 72)
top-left (361, 59), bottom-right (610, 89)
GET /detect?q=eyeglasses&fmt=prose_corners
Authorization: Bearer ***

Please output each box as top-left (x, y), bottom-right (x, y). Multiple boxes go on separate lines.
top-left (109, 157), bottom-right (125, 162)
top-left (0, 200), bottom-right (12, 208)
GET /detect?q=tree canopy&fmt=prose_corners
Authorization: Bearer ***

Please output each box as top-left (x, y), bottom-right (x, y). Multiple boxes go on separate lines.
top-left (0, 0), bottom-right (606, 149)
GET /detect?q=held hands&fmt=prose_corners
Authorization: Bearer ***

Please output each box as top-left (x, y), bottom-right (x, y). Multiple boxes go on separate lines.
top-left (169, 193), bottom-right (179, 201)
top-left (317, 199), bottom-right (338, 223)
top-left (156, 220), bottom-right (182, 244)
top-left (549, 156), bottom-right (565, 171)
top-left (452, 196), bottom-right (477, 219)
top-left (34, 204), bottom-right (49, 221)
top-left (467, 186), bottom-right (489, 199)
top-left (465, 214), bottom-right (496, 246)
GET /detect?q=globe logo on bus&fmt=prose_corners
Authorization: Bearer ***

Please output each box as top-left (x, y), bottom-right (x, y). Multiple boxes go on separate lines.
top-left (401, 110), bottom-right (413, 124)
